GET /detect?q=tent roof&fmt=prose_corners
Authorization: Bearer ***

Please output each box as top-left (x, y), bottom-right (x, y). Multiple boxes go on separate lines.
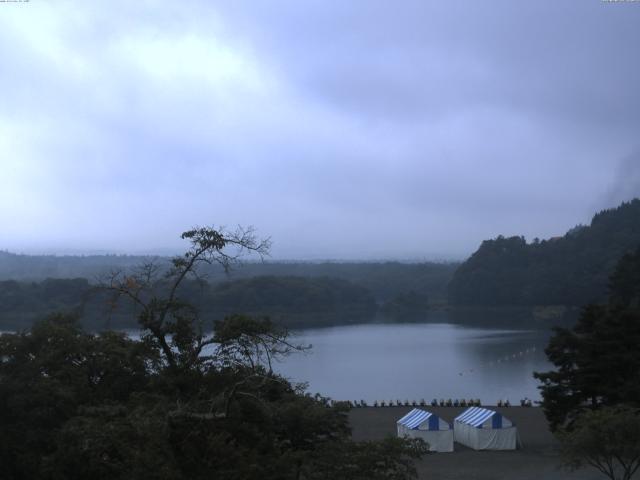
top-left (397, 408), bottom-right (435, 429)
top-left (455, 407), bottom-right (502, 427)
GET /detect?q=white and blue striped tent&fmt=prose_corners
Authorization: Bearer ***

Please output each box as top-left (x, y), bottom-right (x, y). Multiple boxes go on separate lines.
top-left (397, 408), bottom-right (453, 452)
top-left (454, 407), bottom-right (518, 450)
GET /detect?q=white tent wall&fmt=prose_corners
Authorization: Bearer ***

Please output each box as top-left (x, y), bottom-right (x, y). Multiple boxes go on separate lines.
top-left (396, 409), bottom-right (454, 453)
top-left (454, 422), bottom-right (517, 450)
top-left (453, 407), bottom-right (518, 451)
top-left (403, 428), bottom-right (454, 453)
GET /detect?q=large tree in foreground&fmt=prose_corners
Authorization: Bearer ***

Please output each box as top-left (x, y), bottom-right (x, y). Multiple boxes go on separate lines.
top-left (534, 246), bottom-right (640, 431)
top-left (103, 225), bottom-right (272, 371)
top-left (534, 304), bottom-right (640, 430)
top-left (560, 406), bottom-right (640, 480)
top-left (535, 247), bottom-right (640, 480)
top-left (0, 226), bottom-right (428, 480)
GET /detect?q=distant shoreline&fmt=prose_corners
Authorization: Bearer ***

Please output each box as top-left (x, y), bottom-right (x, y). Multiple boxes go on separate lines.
top-left (0, 305), bottom-right (575, 333)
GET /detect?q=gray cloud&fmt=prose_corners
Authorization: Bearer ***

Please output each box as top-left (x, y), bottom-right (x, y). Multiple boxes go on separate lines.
top-left (0, 1), bottom-right (638, 259)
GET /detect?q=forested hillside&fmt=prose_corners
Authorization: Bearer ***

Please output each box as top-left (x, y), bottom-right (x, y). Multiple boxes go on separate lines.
top-left (448, 199), bottom-right (640, 306)
top-left (0, 252), bottom-right (457, 303)
top-left (212, 261), bottom-right (457, 303)
top-left (0, 276), bottom-right (381, 331)
top-left (207, 276), bottom-right (377, 326)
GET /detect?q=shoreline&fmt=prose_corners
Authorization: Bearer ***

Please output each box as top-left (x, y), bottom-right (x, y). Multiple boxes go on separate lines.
top-left (349, 406), bottom-right (601, 480)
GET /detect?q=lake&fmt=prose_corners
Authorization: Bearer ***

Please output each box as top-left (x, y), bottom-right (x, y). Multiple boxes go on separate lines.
top-left (276, 321), bottom-right (553, 405)
top-left (1, 316), bottom-right (554, 405)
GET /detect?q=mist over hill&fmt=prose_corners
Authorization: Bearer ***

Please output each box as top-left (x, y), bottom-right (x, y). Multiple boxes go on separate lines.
top-left (0, 252), bottom-right (155, 282)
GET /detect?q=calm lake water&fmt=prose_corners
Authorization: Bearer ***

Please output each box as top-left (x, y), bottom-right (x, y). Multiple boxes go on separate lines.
top-left (2, 315), bottom-right (554, 405)
top-left (276, 322), bottom-right (552, 404)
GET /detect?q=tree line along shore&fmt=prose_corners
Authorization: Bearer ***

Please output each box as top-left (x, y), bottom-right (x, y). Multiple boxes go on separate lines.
top-left (2, 200), bottom-right (639, 332)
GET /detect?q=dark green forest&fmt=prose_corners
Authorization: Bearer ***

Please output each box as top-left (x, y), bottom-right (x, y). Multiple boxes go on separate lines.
top-left (0, 252), bottom-right (457, 303)
top-left (0, 260), bottom-right (454, 331)
top-left (0, 227), bottom-right (427, 479)
top-left (535, 244), bottom-right (640, 430)
top-left (208, 276), bottom-right (377, 326)
top-left (0, 274), bottom-right (429, 331)
top-left (0, 276), bottom-right (362, 331)
top-left (0, 314), bottom-right (427, 480)
top-left (531, 245), bottom-right (640, 479)
top-left (448, 199), bottom-right (640, 306)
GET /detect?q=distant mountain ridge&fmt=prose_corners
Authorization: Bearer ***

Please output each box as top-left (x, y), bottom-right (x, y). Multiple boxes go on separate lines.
top-left (448, 199), bottom-right (640, 306)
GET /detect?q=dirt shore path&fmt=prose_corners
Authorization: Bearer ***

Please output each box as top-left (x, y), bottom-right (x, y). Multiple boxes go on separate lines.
top-left (349, 406), bottom-right (603, 480)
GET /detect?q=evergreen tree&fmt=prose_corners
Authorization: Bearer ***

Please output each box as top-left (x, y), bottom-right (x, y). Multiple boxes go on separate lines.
top-left (535, 247), bottom-right (640, 430)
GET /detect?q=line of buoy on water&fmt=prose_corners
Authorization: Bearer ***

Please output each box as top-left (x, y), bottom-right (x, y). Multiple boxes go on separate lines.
top-left (457, 346), bottom-right (538, 376)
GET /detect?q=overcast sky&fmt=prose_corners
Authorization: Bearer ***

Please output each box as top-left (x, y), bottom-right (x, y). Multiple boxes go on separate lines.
top-left (1, 1), bottom-right (639, 260)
